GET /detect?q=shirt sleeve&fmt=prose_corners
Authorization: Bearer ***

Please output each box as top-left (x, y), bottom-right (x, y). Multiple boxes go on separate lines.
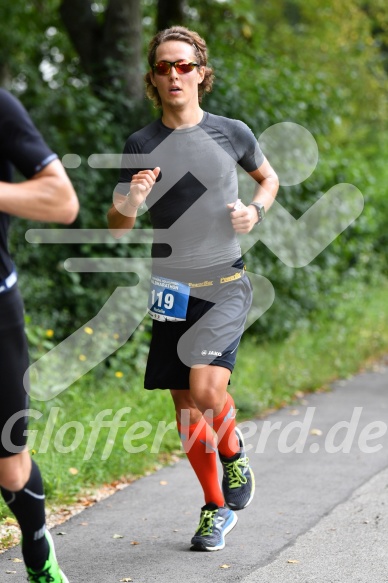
top-left (0, 90), bottom-right (57, 179)
top-left (115, 129), bottom-right (158, 195)
top-left (232, 120), bottom-right (265, 173)
top-left (115, 138), bottom-right (138, 195)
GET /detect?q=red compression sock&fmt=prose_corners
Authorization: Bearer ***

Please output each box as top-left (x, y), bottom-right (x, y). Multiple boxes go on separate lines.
top-left (177, 417), bottom-right (224, 507)
top-left (205, 393), bottom-right (239, 458)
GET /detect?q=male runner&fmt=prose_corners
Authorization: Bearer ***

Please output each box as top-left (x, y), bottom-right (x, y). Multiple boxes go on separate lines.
top-left (107, 26), bottom-right (279, 551)
top-left (0, 88), bottom-right (79, 581)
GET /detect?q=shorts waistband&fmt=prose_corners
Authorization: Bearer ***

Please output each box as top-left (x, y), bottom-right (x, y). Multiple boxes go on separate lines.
top-left (188, 268), bottom-right (245, 288)
top-left (0, 269), bottom-right (17, 294)
top-left (152, 258), bottom-right (246, 288)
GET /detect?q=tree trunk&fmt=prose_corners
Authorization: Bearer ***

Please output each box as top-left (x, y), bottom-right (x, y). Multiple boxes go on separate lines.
top-left (157, 0), bottom-right (185, 31)
top-left (60, 0), bottom-right (143, 101)
top-left (0, 62), bottom-right (11, 88)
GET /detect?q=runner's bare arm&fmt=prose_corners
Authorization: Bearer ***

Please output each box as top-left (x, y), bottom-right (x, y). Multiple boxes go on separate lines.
top-left (228, 157), bottom-right (279, 234)
top-left (107, 167), bottom-right (160, 238)
top-left (0, 159), bottom-right (79, 224)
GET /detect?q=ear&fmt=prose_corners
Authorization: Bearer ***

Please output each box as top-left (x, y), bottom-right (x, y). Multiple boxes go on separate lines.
top-left (197, 66), bottom-right (205, 85)
top-left (150, 70), bottom-right (157, 87)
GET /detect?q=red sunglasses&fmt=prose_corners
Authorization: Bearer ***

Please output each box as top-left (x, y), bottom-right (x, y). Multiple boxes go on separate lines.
top-left (152, 60), bottom-right (199, 76)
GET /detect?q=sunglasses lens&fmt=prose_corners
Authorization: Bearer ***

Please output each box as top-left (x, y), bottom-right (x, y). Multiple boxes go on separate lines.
top-left (175, 63), bottom-right (195, 74)
top-left (153, 61), bottom-right (197, 75)
top-left (154, 62), bottom-right (171, 75)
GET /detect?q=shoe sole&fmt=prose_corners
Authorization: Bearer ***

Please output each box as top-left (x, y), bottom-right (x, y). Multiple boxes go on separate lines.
top-left (190, 512), bottom-right (238, 552)
top-left (224, 426), bottom-right (256, 511)
top-left (45, 530), bottom-right (70, 583)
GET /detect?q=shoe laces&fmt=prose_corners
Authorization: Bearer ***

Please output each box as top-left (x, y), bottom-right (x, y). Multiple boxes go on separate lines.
top-left (224, 456), bottom-right (249, 488)
top-left (27, 566), bottom-right (56, 582)
top-left (196, 508), bottom-right (218, 537)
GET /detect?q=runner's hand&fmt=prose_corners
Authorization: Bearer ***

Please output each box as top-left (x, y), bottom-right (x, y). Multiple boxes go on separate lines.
top-left (227, 201), bottom-right (257, 234)
top-left (128, 167), bottom-right (160, 208)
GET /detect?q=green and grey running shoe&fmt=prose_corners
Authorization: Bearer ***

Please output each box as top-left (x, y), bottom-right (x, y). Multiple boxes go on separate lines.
top-left (220, 426), bottom-right (255, 510)
top-left (26, 530), bottom-right (69, 583)
top-left (190, 503), bottom-right (238, 551)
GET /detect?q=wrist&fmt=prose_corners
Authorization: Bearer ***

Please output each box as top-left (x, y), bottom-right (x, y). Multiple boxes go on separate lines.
top-left (126, 195), bottom-right (142, 210)
top-left (249, 201), bottom-right (265, 225)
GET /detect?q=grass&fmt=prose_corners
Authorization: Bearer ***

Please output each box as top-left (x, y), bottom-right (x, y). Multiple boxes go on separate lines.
top-left (1, 277), bottom-right (388, 542)
top-left (232, 278), bottom-right (388, 416)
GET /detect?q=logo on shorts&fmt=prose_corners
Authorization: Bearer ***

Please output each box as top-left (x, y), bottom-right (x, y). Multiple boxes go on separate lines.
top-left (200, 349), bottom-right (222, 356)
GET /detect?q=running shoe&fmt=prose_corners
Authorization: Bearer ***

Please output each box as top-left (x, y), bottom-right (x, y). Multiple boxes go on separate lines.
top-left (26, 530), bottom-right (69, 583)
top-left (220, 426), bottom-right (255, 510)
top-left (190, 503), bottom-right (238, 551)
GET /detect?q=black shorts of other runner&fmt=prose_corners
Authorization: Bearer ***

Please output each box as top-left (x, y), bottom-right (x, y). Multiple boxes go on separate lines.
top-left (145, 261), bottom-right (252, 390)
top-left (0, 286), bottom-right (30, 457)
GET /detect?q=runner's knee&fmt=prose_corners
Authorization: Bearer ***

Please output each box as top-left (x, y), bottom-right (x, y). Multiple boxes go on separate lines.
top-left (0, 451), bottom-right (31, 491)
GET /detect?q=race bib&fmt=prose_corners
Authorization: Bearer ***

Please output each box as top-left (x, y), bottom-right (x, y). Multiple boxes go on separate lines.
top-left (148, 275), bottom-right (190, 322)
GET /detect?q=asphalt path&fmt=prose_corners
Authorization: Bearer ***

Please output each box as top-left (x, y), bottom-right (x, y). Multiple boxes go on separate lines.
top-left (1, 361), bottom-right (387, 582)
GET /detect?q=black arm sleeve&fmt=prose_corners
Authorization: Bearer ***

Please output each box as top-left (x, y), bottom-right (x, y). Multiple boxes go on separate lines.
top-left (0, 89), bottom-right (57, 180)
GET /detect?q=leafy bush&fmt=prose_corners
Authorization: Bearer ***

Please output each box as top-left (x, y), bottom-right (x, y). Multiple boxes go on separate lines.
top-left (4, 0), bottom-right (388, 350)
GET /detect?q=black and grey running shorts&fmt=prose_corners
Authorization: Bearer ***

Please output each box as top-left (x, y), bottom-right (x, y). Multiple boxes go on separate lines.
top-left (0, 286), bottom-right (30, 457)
top-left (144, 266), bottom-right (252, 390)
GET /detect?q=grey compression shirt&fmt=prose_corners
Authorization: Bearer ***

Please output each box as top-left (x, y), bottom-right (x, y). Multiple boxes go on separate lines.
top-left (117, 112), bottom-right (264, 276)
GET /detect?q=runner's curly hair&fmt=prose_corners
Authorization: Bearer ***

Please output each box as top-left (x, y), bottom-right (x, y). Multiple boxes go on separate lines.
top-left (145, 26), bottom-right (214, 109)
